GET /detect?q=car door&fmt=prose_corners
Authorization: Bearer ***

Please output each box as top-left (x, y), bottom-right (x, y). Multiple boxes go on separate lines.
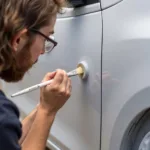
top-left (3, 1), bottom-right (102, 149)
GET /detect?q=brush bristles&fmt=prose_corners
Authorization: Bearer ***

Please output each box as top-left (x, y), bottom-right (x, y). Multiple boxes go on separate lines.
top-left (76, 66), bottom-right (84, 74)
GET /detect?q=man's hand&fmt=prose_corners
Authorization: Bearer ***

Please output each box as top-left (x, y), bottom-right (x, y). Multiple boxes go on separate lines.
top-left (39, 69), bottom-right (72, 115)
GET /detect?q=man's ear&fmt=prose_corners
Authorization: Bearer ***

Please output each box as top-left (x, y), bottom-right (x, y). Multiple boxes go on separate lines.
top-left (11, 29), bottom-right (28, 52)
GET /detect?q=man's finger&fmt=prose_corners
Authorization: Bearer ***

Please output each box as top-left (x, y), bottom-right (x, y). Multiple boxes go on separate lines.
top-left (59, 71), bottom-right (68, 92)
top-left (42, 72), bottom-right (56, 82)
top-left (66, 78), bottom-right (72, 97)
top-left (52, 69), bottom-right (64, 86)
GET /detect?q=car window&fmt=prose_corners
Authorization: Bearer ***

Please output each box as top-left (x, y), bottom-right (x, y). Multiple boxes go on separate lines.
top-left (68, 0), bottom-right (99, 7)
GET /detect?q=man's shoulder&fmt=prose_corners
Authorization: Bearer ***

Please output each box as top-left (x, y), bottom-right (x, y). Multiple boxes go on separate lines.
top-left (0, 90), bottom-right (20, 124)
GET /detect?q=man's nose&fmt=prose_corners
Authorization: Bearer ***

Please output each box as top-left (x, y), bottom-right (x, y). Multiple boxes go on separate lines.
top-left (40, 49), bottom-right (45, 55)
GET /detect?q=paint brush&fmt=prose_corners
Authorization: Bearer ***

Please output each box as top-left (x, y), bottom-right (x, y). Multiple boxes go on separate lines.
top-left (11, 67), bottom-right (84, 98)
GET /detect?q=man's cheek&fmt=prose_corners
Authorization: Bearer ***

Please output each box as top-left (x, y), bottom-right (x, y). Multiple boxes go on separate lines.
top-left (31, 49), bottom-right (40, 62)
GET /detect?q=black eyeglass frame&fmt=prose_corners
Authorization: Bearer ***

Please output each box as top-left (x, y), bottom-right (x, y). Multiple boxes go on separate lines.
top-left (29, 28), bottom-right (58, 52)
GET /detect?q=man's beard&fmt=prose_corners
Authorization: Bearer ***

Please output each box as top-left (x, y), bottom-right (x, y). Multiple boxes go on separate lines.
top-left (0, 44), bottom-right (34, 82)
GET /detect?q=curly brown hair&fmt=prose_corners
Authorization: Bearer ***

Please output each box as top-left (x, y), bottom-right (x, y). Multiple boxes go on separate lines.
top-left (0, 0), bottom-right (66, 72)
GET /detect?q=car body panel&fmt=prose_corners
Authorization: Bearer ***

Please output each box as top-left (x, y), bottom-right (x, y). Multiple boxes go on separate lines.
top-left (102, 0), bottom-right (150, 149)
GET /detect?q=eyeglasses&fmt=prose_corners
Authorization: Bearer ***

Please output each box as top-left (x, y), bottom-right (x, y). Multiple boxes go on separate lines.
top-left (29, 28), bottom-right (58, 53)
